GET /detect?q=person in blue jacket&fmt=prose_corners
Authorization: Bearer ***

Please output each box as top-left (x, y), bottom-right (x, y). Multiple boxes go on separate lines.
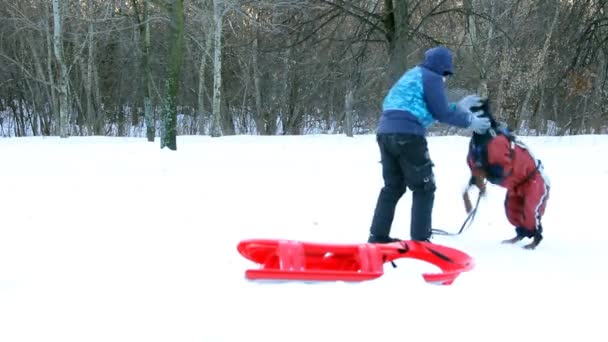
top-left (367, 46), bottom-right (491, 243)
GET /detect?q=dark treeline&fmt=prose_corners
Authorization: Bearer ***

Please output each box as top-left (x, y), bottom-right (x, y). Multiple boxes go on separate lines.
top-left (1, 0), bottom-right (606, 142)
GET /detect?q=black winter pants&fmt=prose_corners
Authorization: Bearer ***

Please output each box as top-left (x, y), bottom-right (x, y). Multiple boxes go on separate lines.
top-left (369, 133), bottom-right (436, 241)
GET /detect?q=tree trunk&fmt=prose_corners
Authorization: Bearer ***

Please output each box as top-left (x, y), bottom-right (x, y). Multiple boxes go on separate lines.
top-left (464, 0), bottom-right (489, 97)
top-left (25, 33), bottom-right (51, 135)
top-left (252, 23), bottom-right (267, 135)
top-left (479, 0), bottom-right (496, 98)
top-left (496, 46), bottom-right (513, 123)
top-left (134, 0), bottom-right (155, 141)
top-left (593, 50), bottom-right (607, 133)
top-left (465, 0), bottom-right (478, 56)
top-left (198, 30), bottom-right (213, 135)
top-left (210, 0), bottom-right (223, 137)
top-left (160, 0), bottom-right (184, 150)
top-left (343, 89), bottom-right (354, 137)
top-left (86, 0), bottom-right (99, 135)
top-left (143, 0), bottom-right (155, 142)
top-left (51, 0), bottom-right (70, 138)
top-left (385, 0), bottom-right (411, 84)
top-left (516, 4), bottom-right (560, 131)
top-left (43, 7), bottom-right (58, 136)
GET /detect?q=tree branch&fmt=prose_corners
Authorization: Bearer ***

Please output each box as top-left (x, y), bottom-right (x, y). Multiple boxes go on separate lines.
top-left (316, 0), bottom-right (386, 36)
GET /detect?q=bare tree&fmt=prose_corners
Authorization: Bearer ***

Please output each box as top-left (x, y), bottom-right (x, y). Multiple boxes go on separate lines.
top-left (132, 0), bottom-right (156, 141)
top-left (159, 0), bottom-right (185, 150)
top-left (51, 0), bottom-right (70, 137)
top-left (0, 0), bottom-right (607, 137)
top-left (210, 0), bottom-right (224, 137)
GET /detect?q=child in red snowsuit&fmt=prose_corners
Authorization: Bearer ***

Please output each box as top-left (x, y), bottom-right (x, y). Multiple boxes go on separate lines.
top-left (466, 102), bottom-right (550, 249)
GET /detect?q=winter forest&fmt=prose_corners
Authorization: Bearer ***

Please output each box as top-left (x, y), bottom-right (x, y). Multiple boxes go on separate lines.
top-left (1, 0), bottom-right (606, 148)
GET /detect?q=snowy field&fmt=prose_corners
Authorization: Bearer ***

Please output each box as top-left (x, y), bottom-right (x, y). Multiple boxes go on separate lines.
top-left (0, 133), bottom-right (606, 342)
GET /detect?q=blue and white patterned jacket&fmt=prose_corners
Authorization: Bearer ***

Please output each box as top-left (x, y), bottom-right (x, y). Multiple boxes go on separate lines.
top-left (377, 46), bottom-right (472, 135)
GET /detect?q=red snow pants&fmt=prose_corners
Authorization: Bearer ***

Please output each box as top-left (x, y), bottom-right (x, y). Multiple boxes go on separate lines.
top-left (504, 171), bottom-right (550, 233)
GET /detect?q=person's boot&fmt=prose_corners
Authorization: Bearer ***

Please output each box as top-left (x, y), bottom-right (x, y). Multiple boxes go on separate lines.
top-left (523, 232), bottom-right (543, 250)
top-left (367, 234), bottom-right (401, 244)
top-left (502, 226), bottom-right (543, 249)
top-left (523, 224), bottom-right (543, 250)
top-left (502, 226), bottom-right (530, 244)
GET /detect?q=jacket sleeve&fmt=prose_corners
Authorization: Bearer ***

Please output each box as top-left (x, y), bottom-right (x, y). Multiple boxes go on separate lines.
top-left (421, 69), bottom-right (472, 128)
top-left (486, 136), bottom-right (514, 177)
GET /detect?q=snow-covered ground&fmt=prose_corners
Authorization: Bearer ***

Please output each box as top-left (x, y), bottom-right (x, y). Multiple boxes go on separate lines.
top-left (0, 134), bottom-right (606, 342)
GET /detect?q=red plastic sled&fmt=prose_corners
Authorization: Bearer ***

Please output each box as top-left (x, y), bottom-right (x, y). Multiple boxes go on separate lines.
top-left (237, 239), bottom-right (474, 285)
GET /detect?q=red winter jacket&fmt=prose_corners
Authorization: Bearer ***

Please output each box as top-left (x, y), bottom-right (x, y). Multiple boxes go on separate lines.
top-left (467, 135), bottom-right (539, 191)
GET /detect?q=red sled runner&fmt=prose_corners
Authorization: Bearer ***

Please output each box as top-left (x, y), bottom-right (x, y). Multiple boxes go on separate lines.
top-left (237, 239), bottom-right (474, 285)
